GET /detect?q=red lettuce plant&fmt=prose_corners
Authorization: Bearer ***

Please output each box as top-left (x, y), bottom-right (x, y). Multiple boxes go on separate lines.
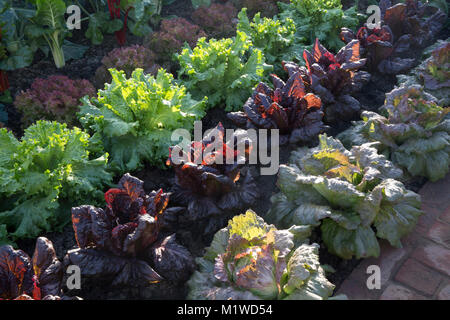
top-left (339, 0), bottom-right (447, 76)
top-left (227, 67), bottom-right (327, 145)
top-left (94, 45), bottom-right (160, 88)
top-left (380, 0), bottom-right (446, 49)
top-left (288, 38), bottom-right (370, 124)
top-left (341, 24), bottom-right (415, 74)
top-left (0, 237), bottom-right (77, 300)
top-left (64, 174), bottom-right (195, 286)
top-left (191, 2), bottom-right (238, 38)
top-left (145, 18), bottom-right (206, 70)
top-left (166, 123), bottom-right (258, 237)
top-left (14, 75), bottom-right (96, 127)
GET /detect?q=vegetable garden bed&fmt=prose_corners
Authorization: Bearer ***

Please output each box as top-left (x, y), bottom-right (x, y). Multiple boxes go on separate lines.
top-left (0, 0), bottom-right (448, 300)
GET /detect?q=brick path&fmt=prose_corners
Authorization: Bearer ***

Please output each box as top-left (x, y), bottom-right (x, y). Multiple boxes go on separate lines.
top-left (336, 173), bottom-right (450, 300)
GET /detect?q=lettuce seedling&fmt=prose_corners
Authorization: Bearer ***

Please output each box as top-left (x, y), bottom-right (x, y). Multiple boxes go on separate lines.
top-left (0, 237), bottom-right (78, 300)
top-left (227, 64), bottom-right (327, 145)
top-left (166, 123), bottom-right (258, 236)
top-left (268, 134), bottom-right (422, 259)
top-left (187, 209), bottom-right (343, 300)
top-left (338, 85), bottom-right (450, 182)
top-left (65, 174), bottom-right (195, 286)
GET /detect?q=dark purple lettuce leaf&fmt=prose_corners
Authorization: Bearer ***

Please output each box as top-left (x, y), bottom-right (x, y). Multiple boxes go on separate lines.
top-left (0, 245), bottom-right (34, 299)
top-left (148, 234), bottom-right (195, 282)
top-left (64, 248), bottom-right (163, 286)
top-left (0, 237), bottom-right (68, 300)
top-left (32, 237), bottom-right (63, 297)
top-left (67, 174), bottom-right (194, 286)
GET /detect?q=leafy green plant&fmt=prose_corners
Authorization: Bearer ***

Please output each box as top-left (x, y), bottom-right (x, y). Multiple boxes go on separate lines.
top-left (191, 1), bottom-right (238, 38)
top-left (0, 1), bottom-right (35, 70)
top-left (338, 86), bottom-right (450, 182)
top-left (94, 45), bottom-right (160, 88)
top-left (268, 134), bottom-right (422, 259)
top-left (79, 68), bottom-right (206, 172)
top-left (176, 31), bottom-right (268, 111)
top-left (0, 121), bottom-right (112, 245)
top-left (278, 0), bottom-right (363, 54)
top-left (236, 8), bottom-right (296, 74)
top-left (14, 75), bottom-right (96, 127)
top-left (26, 0), bottom-right (68, 68)
top-left (188, 209), bottom-right (344, 300)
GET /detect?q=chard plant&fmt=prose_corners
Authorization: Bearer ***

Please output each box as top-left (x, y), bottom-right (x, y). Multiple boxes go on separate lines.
top-left (338, 85), bottom-right (450, 182)
top-left (79, 68), bottom-right (206, 171)
top-left (188, 209), bottom-right (344, 300)
top-left (65, 174), bottom-right (195, 286)
top-left (268, 134), bottom-right (422, 259)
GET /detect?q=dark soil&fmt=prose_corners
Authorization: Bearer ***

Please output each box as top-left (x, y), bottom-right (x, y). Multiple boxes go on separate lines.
top-left (9, 0), bottom-right (445, 300)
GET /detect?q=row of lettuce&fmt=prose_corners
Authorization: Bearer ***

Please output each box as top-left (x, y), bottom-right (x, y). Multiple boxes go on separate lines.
top-left (0, 0), bottom-right (449, 300)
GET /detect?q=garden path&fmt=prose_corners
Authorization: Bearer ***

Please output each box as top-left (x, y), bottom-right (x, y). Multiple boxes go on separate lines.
top-left (336, 173), bottom-right (450, 300)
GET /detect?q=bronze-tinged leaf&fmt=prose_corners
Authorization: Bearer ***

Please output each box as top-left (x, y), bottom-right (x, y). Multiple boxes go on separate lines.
top-left (286, 73), bottom-right (306, 100)
top-left (0, 245), bottom-right (33, 299)
top-left (303, 93), bottom-right (322, 110)
top-left (118, 173), bottom-right (146, 201)
top-left (72, 205), bottom-right (110, 249)
top-left (32, 237), bottom-right (62, 297)
top-left (111, 222), bottom-right (138, 256)
top-left (149, 234), bottom-right (195, 282)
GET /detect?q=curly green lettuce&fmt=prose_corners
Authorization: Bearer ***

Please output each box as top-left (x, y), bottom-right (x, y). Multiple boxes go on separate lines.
top-left (236, 8), bottom-right (296, 75)
top-left (338, 85), bottom-right (450, 182)
top-left (278, 0), bottom-right (363, 57)
top-left (188, 209), bottom-right (344, 300)
top-left (78, 68), bottom-right (206, 172)
top-left (176, 31), bottom-right (268, 111)
top-left (0, 121), bottom-right (112, 244)
top-left (267, 134), bottom-right (422, 259)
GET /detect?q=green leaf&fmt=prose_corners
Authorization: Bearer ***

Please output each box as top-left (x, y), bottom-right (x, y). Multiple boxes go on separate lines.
top-left (321, 218), bottom-right (380, 259)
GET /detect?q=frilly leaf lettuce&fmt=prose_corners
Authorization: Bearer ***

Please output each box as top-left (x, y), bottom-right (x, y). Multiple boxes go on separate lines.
top-left (267, 134), bottom-right (422, 259)
top-left (0, 121), bottom-right (112, 244)
top-left (176, 31), bottom-right (268, 111)
top-left (79, 68), bottom-right (206, 172)
top-left (236, 8), bottom-right (296, 75)
top-left (338, 85), bottom-right (450, 182)
top-left (187, 209), bottom-right (341, 300)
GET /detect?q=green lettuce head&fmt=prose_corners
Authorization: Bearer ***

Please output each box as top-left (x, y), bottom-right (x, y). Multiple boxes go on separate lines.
top-left (268, 134), bottom-right (422, 259)
top-left (338, 85), bottom-right (450, 182)
top-left (188, 210), bottom-right (342, 300)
